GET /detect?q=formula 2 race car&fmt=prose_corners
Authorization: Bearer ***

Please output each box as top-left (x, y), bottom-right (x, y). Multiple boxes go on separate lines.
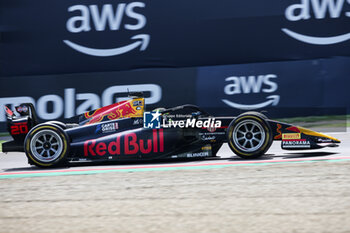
top-left (2, 92), bottom-right (340, 168)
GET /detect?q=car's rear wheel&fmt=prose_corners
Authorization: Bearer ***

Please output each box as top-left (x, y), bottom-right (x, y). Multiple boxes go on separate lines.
top-left (227, 112), bottom-right (273, 159)
top-left (24, 124), bottom-right (70, 167)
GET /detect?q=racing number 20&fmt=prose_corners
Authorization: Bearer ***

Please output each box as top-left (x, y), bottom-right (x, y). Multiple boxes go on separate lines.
top-left (11, 124), bottom-right (28, 135)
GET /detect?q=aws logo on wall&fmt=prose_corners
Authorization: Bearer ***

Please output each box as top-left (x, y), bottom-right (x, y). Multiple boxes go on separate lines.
top-left (64, 2), bottom-right (149, 57)
top-left (222, 74), bottom-right (280, 110)
top-left (282, 0), bottom-right (350, 45)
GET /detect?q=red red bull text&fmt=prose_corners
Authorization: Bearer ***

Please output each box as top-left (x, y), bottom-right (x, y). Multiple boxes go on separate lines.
top-left (84, 129), bottom-right (164, 156)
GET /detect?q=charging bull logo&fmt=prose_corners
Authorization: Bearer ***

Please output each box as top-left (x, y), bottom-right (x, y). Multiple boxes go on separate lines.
top-left (84, 129), bottom-right (164, 156)
top-left (84, 100), bottom-right (138, 125)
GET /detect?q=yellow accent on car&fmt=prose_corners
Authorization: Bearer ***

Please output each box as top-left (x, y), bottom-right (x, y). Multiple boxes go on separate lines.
top-left (297, 126), bottom-right (340, 142)
top-left (130, 97), bottom-right (145, 118)
top-left (201, 145), bottom-right (212, 151)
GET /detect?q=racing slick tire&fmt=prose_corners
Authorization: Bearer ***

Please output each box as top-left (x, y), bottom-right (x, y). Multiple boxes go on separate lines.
top-left (24, 123), bottom-right (70, 168)
top-left (227, 112), bottom-right (273, 159)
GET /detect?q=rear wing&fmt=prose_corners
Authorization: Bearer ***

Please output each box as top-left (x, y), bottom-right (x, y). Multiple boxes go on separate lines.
top-left (2, 103), bottom-right (38, 152)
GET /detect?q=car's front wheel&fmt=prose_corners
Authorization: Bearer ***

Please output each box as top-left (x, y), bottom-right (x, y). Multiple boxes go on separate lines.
top-left (227, 112), bottom-right (273, 159)
top-left (24, 124), bottom-right (70, 167)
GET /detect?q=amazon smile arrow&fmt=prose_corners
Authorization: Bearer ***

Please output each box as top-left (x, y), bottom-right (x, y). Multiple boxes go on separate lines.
top-left (222, 95), bottom-right (280, 110)
top-left (282, 28), bottom-right (350, 45)
top-left (63, 34), bottom-right (150, 57)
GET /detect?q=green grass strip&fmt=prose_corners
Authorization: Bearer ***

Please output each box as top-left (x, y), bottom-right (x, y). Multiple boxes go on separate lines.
top-left (0, 132), bottom-right (10, 137)
top-left (0, 141), bottom-right (4, 153)
top-left (274, 115), bottom-right (349, 124)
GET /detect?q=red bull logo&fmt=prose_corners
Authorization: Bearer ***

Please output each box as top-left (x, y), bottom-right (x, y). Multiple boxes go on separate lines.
top-left (274, 123), bottom-right (282, 140)
top-left (84, 129), bottom-right (164, 156)
top-left (84, 100), bottom-right (137, 125)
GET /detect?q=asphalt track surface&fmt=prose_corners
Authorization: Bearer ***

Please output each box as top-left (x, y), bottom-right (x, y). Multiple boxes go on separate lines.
top-left (0, 132), bottom-right (349, 232)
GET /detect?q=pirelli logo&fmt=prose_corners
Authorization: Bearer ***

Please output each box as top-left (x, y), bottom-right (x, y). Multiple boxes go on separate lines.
top-left (282, 133), bottom-right (301, 140)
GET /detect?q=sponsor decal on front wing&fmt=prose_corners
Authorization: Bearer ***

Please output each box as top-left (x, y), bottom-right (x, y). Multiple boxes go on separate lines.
top-left (282, 133), bottom-right (301, 140)
top-left (282, 139), bottom-right (311, 148)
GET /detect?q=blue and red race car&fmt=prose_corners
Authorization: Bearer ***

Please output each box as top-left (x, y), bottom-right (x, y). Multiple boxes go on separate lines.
top-left (2, 92), bottom-right (340, 168)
